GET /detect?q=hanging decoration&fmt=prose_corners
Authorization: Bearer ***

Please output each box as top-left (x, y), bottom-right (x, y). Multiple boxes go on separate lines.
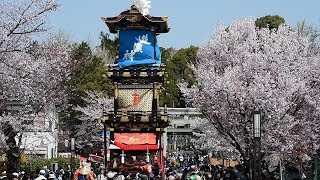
top-left (121, 150), bottom-right (126, 164)
top-left (146, 150), bottom-right (150, 163)
top-left (113, 158), bottom-right (117, 168)
top-left (133, 90), bottom-right (139, 106)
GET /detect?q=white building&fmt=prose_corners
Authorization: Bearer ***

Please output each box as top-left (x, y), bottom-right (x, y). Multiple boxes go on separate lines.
top-left (21, 131), bottom-right (58, 159)
top-left (18, 104), bottom-right (59, 159)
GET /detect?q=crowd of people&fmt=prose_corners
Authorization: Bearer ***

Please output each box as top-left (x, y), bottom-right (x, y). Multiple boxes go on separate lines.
top-left (0, 163), bottom-right (246, 180)
top-left (0, 168), bottom-right (71, 180)
top-left (0, 152), bottom-right (246, 180)
top-left (0, 151), bottom-right (310, 180)
top-left (164, 153), bottom-right (247, 180)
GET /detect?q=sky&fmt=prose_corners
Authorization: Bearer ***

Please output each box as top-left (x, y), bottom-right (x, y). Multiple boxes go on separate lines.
top-left (51, 0), bottom-right (320, 49)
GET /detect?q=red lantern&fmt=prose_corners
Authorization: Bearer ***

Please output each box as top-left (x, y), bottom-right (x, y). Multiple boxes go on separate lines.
top-left (133, 90), bottom-right (139, 105)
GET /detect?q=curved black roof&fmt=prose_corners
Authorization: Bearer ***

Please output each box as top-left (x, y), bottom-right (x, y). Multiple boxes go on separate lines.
top-left (101, 5), bottom-right (170, 34)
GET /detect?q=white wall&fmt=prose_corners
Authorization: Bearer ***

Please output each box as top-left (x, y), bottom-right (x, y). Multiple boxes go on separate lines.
top-left (20, 104), bottom-right (58, 159)
top-left (21, 131), bottom-right (57, 158)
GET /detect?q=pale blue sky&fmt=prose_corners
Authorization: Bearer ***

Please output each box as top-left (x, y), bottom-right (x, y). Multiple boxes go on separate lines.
top-left (51, 0), bottom-right (320, 48)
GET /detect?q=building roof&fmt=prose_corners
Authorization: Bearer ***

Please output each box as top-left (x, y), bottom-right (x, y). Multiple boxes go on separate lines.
top-left (101, 5), bottom-right (170, 34)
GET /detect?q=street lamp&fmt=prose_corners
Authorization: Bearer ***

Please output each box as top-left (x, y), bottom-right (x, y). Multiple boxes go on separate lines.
top-left (253, 111), bottom-right (261, 138)
top-left (70, 137), bottom-right (75, 176)
top-left (253, 111), bottom-right (261, 180)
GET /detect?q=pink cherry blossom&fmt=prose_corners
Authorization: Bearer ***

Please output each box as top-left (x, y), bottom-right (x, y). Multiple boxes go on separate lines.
top-left (180, 18), bottom-right (320, 166)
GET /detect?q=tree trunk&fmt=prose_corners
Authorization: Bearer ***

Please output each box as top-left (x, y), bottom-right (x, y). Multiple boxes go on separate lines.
top-left (6, 137), bottom-right (20, 175)
top-left (239, 146), bottom-right (252, 179)
top-left (243, 157), bottom-right (251, 179)
top-left (2, 123), bottom-right (20, 175)
top-left (6, 146), bottom-right (20, 174)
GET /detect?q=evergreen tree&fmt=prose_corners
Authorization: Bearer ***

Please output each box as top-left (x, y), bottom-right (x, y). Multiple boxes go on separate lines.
top-left (255, 15), bottom-right (285, 30)
top-left (60, 35), bottom-right (116, 138)
top-left (160, 46), bottom-right (198, 107)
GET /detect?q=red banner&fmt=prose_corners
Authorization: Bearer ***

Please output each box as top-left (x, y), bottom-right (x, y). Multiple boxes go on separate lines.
top-left (114, 133), bottom-right (157, 145)
top-left (114, 141), bottom-right (158, 151)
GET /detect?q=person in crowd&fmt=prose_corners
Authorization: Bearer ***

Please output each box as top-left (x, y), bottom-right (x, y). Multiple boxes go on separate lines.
top-left (96, 170), bottom-right (105, 180)
top-left (0, 171), bottom-right (7, 180)
top-left (74, 161), bottom-right (95, 180)
top-left (140, 174), bottom-right (148, 180)
top-left (43, 166), bottom-right (49, 179)
top-left (168, 175), bottom-right (175, 180)
top-left (48, 173), bottom-right (55, 180)
top-left (57, 169), bottom-right (64, 180)
top-left (89, 168), bottom-right (96, 180)
top-left (107, 171), bottom-right (115, 180)
top-left (29, 171), bottom-right (38, 180)
top-left (35, 170), bottom-right (47, 180)
top-left (178, 154), bottom-right (184, 167)
top-left (19, 171), bottom-right (26, 180)
top-left (21, 174), bottom-right (31, 180)
top-left (12, 172), bottom-right (19, 180)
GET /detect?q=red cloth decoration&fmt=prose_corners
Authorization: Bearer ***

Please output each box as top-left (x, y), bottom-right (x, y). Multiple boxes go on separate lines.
top-left (114, 133), bottom-right (157, 145)
top-left (114, 141), bottom-right (158, 151)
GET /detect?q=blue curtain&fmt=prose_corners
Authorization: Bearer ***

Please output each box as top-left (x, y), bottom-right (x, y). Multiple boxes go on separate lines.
top-left (118, 29), bottom-right (161, 68)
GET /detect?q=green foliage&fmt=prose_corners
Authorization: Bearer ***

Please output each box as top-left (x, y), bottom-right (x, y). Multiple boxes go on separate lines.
top-left (59, 42), bottom-right (92, 129)
top-left (169, 46), bottom-right (198, 85)
top-left (60, 37), bottom-right (115, 133)
top-left (160, 46), bottom-right (198, 107)
top-left (74, 56), bottom-right (112, 96)
top-left (159, 47), bottom-right (175, 64)
top-left (99, 32), bottom-right (118, 60)
top-left (68, 41), bottom-right (113, 99)
top-left (20, 157), bottom-right (79, 172)
top-left (255, 15), bottom-right (285, 30)
top-left (71, 42), bottom-right (92, 61)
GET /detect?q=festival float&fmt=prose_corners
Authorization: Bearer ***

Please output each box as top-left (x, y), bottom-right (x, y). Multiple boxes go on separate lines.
top-left (100, 0), bottom-right (170, 177)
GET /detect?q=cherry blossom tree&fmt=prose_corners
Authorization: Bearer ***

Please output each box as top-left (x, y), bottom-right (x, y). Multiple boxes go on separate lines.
top-left (0, 0), bottom-right (58, 55)
top-left (296, 20), bottom-right (320, 54)
top-left (74, 91), bottom-right (113, 144)
top-left (190, 118), bottom-right (239, 159)
top-left (0, 0), bottom-right (73, 173)
top-left (180, 18), bottom-right (320, 173)
top-left (0, 34), bottom-right (72, 174)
